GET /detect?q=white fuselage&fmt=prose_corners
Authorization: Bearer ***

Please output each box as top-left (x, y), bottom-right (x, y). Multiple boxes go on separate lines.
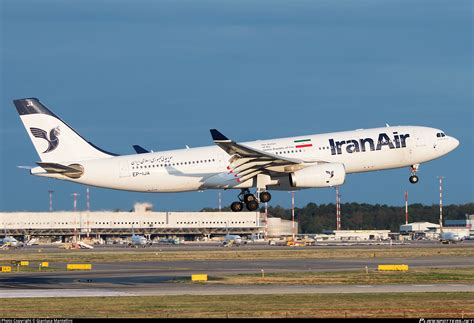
top-left (32, 126), bottom-right (459, 192)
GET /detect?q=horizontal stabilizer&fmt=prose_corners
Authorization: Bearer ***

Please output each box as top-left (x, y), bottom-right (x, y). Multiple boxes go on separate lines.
top-left (17, 166), bottom-right (34, 170)
top-left (36, 162), bottom-right (84, 179)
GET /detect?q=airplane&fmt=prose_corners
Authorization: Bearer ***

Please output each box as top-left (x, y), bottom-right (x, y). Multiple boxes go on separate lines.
top-left (130, 234), bottom-right (148, 247)
top-left (0, 227), bottom-right (25, 249)
top-left (129, 226), bottom-right (149, 248)
top-left (13, 98), bottom-right (459, 212)
top-left (222, 234), bottom-right (243, 247)
top-left (0, 229), bottom-right (22, 248)
top-left (439, 232), bottom-right (462, 244)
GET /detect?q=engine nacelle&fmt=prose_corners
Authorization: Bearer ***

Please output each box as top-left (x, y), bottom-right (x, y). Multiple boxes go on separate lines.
top-left (289, 163), bottom-right (346, 188)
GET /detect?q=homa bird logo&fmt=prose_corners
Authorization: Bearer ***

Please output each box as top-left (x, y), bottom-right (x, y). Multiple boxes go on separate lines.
top-left (326, 170), bottom-right (334, 178)
top-left (29, 126), bottom-right (61, 153)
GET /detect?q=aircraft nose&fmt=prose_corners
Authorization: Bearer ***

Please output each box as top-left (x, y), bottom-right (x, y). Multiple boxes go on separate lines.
top-left (450, 137), bottom-right (460, 151)
top-left (453, 137), bottom-right (460, 149)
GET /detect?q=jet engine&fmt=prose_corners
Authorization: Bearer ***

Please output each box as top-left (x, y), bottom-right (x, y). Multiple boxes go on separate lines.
top-left (289, 163), bottom-right (346, 188)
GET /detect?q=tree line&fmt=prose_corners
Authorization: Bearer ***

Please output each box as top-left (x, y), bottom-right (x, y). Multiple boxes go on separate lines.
top-left (202, 203), bottom-right (474, 233)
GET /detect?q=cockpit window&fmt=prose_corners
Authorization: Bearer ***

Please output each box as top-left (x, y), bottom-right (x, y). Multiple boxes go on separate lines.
top-left (436, 132), bottom-right (446, 138)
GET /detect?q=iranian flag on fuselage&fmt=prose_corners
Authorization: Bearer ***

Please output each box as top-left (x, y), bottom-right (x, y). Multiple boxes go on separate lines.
top-left (294, 138), bottom-right (313, 148)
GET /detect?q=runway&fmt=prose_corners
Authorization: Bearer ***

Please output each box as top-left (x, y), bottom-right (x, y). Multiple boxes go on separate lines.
top-left (1, 283), bottom-right (473, 298)
top-left (1, 247), bottom-right (473, 297)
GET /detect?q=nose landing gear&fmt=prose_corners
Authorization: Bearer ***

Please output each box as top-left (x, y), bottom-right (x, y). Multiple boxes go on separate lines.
top-left (230, 189), bottom-right (272, 212)
top-left (409, 164), bottom-right (420, 184)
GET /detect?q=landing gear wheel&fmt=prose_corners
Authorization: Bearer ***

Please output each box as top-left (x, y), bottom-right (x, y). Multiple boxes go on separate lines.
top-left (409, 164), bottom-right (420, 184)
top-left (231, 201), bottom-right (244, 212)
top-left (260, 191), bottom-right (272, 203)
top-left (243, 194), bottom-right (256, 203)
top-left (246, 200), bottom-right (259, 211)
top-left (409, 175), bottom-right (419, 184)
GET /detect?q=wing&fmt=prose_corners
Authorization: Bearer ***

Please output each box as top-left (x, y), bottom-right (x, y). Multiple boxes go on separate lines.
top-left (30, 127), bottom-right (48, 140)
top-left (210, 129), bottom-right (320, 183)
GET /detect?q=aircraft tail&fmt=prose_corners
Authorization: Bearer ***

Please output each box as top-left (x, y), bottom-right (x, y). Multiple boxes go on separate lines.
top-left (13, 98), bottom-right (118, 163)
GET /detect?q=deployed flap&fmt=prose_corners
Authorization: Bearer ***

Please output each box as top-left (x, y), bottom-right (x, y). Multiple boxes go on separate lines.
top-left (210, 129), bottom-right (305, 184)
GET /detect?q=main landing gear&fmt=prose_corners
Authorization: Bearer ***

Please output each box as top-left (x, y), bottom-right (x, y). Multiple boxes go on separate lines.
top-left (409, 164), bottom-right (419, 184)
top-left (230, 189), bottom-right (272, 212)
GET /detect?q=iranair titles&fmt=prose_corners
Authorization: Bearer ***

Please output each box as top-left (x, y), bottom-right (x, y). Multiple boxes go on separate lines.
top-left (329, 132), bottom-right (410, 155)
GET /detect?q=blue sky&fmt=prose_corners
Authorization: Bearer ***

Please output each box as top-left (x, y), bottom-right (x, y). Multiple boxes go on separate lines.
top-left (1, 0), bottom-right (472, 212)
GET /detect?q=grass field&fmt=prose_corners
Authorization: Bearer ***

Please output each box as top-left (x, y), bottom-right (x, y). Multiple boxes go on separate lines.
top-left (0, 293), bottom-right (472, 318)
top-left (210, 267), bottom-right (474, 285)
top-left (0, 246), bottom-right (473, 263)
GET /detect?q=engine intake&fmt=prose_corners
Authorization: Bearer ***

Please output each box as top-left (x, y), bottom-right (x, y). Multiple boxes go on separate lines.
top-left (289, 163), bottom-right (346, 188)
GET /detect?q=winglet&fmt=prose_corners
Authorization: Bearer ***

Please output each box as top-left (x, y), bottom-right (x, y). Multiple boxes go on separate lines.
top-left (210, 129), bottom-right (230, 142)
top-left (133, 145), bottom-right (150, 154)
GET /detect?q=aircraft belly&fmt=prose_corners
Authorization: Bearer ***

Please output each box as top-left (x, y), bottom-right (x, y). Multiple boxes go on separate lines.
top-left (152, 172), bottom-right (205, 192)
top-left (341, 149), bottom-right (412, 173)
top-left (201, 172), bottom-right (252, 189)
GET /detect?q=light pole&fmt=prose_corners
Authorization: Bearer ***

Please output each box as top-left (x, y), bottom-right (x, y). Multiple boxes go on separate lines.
top-left (405, 190), bottom-right (408, 225)
top-left (72, 193), bottom-right (80, 212)
top-left (48, 190), bottom-right (54, 212)
top-left (290, 191), bottom-right (295, 241)
top-left (86, 187), bottom-right (90, 238)
top-left (86, 187), bottom-right (90, 212)
top-left (72, 192), bottom-right (80, 240)
top-left (264, 201), bottom-right (268, 240)
top-left (437, 176), bottom-right (444, 230)
top-left (218, 191), bottom-right (222, 212)
top-left (336, 187), bottom-right (341, 230)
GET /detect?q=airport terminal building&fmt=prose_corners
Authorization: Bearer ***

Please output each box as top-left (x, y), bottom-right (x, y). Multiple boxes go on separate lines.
top-left (0, 203), bottom-right (295, 241)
